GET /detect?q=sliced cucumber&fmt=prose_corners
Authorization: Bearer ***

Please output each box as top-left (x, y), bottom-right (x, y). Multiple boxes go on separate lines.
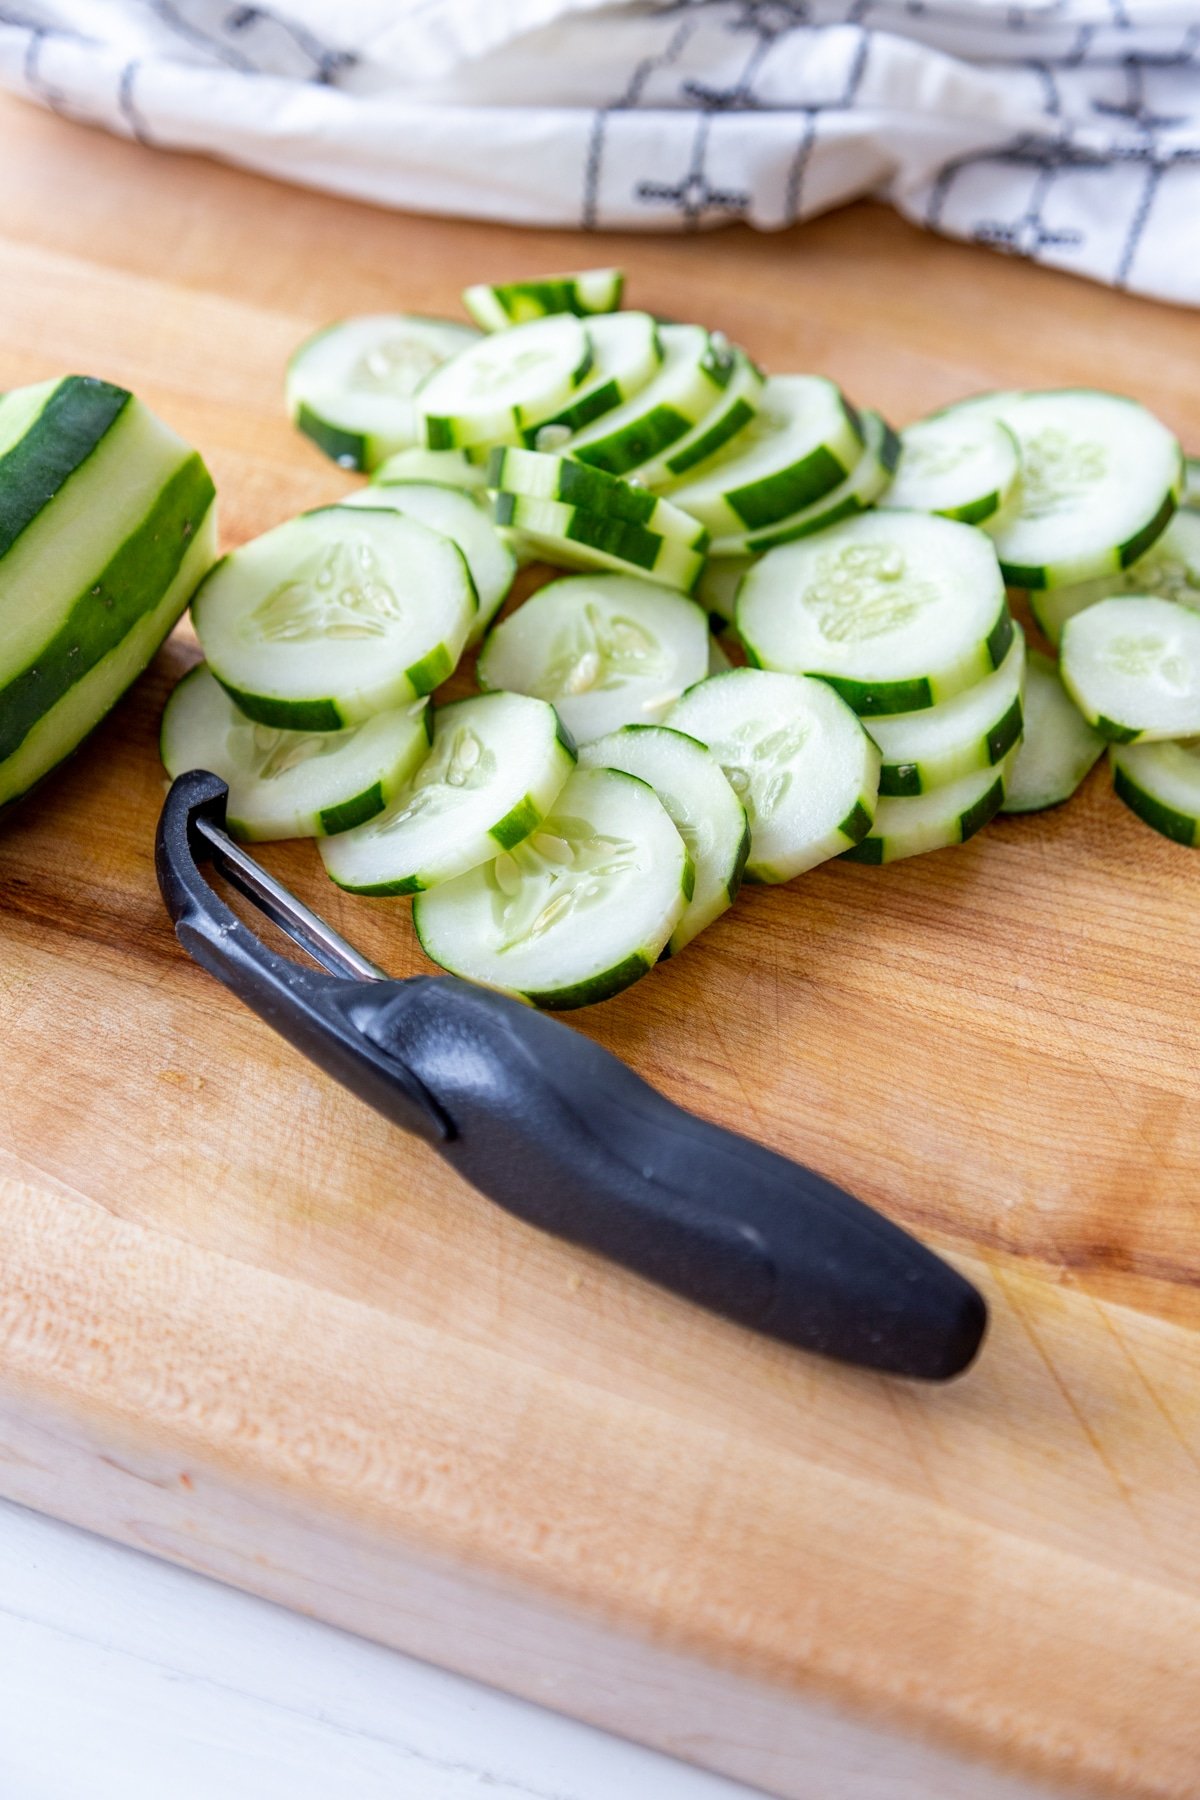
top-left (633, 348), bottom-right (764, 487)
top-left (412, 764), bottom-right (690, 1009)
top-left (961, 390), bottom-right (1182, 587)
top-left (319, 691), bottom-right (573, 893)
top-left (1111, 738), bottom-right (1200, 847)
top-left (0, 376), bottom-right (217, 809)
top-left (737, 511), bottom-right (1011, 716)
top-left (463, 268), bottom-right (624, 331)
top-left (372, 446), bottom-right (487, 491)
top-left (488, 445), bottom-right (705, 547)
top-left (160, 665), bottom-right (431, 840)
top-left (192, 506), bottom-right (475, 730)
top-left (286, 314), bottom-right (479, 471)
top-left (868, 631), bottom-right (1025, 797)
top-left (477, 573), bottom-right (709, 742)
top-left (667, 668), bottom-right (878, 881)
top-left (1000, 649), bottom-right (1103, 814)
top-left (417, 315), bottom-right (593, 451)
top-left (708, 634), bottom-right (733, 674)
top-left (879, 409), bottom-right (1018, 525)
top-left (341, 481), bottom-right (515, 642)
top-left (695, 556), bottom-right (751, 625)
top-left (526, 312), bottom-right (662, 443)
top-left (708, 410), bottom-right (899, 557)
top-left (665, 375), bottom-right (864, 537)
top-left (566, 324), bottom-right (735, 475)
top-left (843, 752), bottom-right (1013, 864)
top-left (1186, 457), bottom-right (1200, 509)
top-left (491, 493), bottom-right (705, 593)
top-left (577, 724), bottom-right (749, 953)
top-left (1059, 594), bottom-right (1200, 743)
top-left (1029, 509), bottom-right (1200, 647)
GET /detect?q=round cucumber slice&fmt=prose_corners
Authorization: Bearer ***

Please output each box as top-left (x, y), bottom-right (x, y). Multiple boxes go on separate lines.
top-left (488, 444), bottom-right (706, 546)
top-left (372, 446), bottom-right (487, 490)
top-left (667, 668), bottom-right (879, 881)
top-left (413, 764), bottom-right (691, 1009)
top-left (1029, 509), bottom-right (1200, 646)
top-left (192, 506), bottom-right (475, 730)
top-left (477, 574), bottom-right (710, 743)
top-left (632, 348), bottom-right (764, 487)
top-left (666, 375), bottom-right (864, 536)
top-left (960, 389), bottom-right (1183, 587)
top-left (577, 723), bottom-right (749, 953)
top-left (708, 410), bottom-right (899, 557)
top-left (463, 268), bottom-right (624, 331)
top-left (160, 664), bottom-right (431, 840)
top-left (341, 481), bottom-right (515, 643)
top-left (1111, 737), bottom-right (1200, 846)
top-left (696, 556), bottom-right (751, 625)
top-left (491, 492), bottom-right (705, 593)
top-left (1000, 649), bottom-right (1103, 814)
top-left (525, 312), bottom-right (662, 442)
top-left (736, 511), bottom-right (1011, 715)
top-left (416, 314), bottom-right (593, 451)
top-left (1060, 594), bottom-right (1200, 742)
top-left (319, 691), bottom-right (573, 894)
top-left (879, 410), bottom-right (1019, 525)
top-left (286, 314), bottom-right (480, 471)
top-left (566, 324), bottom-right (736, 475)
top-left (868, 631), bottom-right (1026, 797)
top-left (843, 752), bottom-right (1014, 864)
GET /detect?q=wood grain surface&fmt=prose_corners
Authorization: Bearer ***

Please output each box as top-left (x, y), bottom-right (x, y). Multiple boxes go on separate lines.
top-left (2, 94), bottom-right (1200, 1800)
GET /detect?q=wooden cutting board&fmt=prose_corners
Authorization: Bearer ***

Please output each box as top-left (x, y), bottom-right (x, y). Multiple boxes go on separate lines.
top-left (2, 94), bottom-right (1199, 1800)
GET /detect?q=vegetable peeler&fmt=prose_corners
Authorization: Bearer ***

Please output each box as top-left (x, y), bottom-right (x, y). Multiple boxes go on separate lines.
top-left (156, 769), bottom-right (987, 1380)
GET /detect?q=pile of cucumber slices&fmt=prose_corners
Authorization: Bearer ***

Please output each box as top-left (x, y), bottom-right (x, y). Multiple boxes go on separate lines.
top-left (161, 267), bottom-right (1200, 1009)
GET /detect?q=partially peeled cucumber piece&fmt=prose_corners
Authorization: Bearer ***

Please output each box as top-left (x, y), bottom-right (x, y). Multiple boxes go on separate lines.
top-left (1111, 738), bottom-right (1200, 846)
top-left (880, 408), bottom-right (1018, 525)
top-left (488, 444), bottom-right (706, 546)
top-left (413, 765), bottom-right (692, 1009)
top-left (708, 409), bottom-right (898, 558)
top-left (492, 492), bottom-right (706, 593)
top-left (1029, 509), bottom-right (1200, 647)
top-left (160, 665), bottom-right (431, 840)
top-left (843, 753), bottom-right (1014, 864)
top-left (566, 324), bottom-right (736, 475)
top-left (463, 268), bottom-right (624, 331)
top-left (320, 691), bottom-right (574, 894)
top-left (525, 312), bottom-right (661, 443)
top-left (868, 631), bottom-right (1025, 797)
top-left (287, 314), bottom-right (480, 471)
top-left (1059, 594), bottom-right (1200, 742)
top-left (417, 314), bottom-right (593, 450)
top-left (632, 347), bottom-right (764, 487)
top-left (341, 480), bottom-right (515, 642)
top-left (192, 505), bottom-right (475, 729)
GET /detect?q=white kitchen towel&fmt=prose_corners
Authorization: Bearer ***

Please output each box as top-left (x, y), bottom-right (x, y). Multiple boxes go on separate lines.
top-left (1, 2), bottom-right (1198, 304)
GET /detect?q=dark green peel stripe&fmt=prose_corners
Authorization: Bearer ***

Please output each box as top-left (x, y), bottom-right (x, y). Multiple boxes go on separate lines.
top-left (726, 821), bottom-right (752, 901)
top-left (1095, 715), bottom-right (1141, 743)
top-left (525, 950), bottom-right (651, 1011)
top-left (0, 377), bottom-right (130, 558)
top-left (0, 455), bottom-right (215, 763)
top-left (553, 459), bottom-right (656, 525)
top-left (986, 606), bottom-right (1015, 669)
top-left (987, 695), bottom-right (1024, 764)
top-left (529, 379), bottom-right (625, 439)
top-left (407, 642), bottom-right (456, 695)
top-left (667, 395), bottom-right (757, 477)
top-left (877, 418), bottom-right (902, 474)
top-left (573, 405), bottom-right (692, 474)
top-left (822, 672), bottom-right (935, 717)
top-left (491, 792), bottom-right (542, 849)
top-left (951, 489), bottom-right (1003, 526)
top-left (338, 871), bottom-right (426, 897)
top-left (681, 854), bottom-right (696, 903)
top-left (319, 781), bottom-right (386, 835)
top-left (295, 402), bottom-right (366, 471)
top-left (730, 444), bottom-right (849, 531)
top-left (841, 836), bottom-right (884, 865)
top-left (959, 776), bottom-right (1006, 842)
top-left (215, 681), bottom-right (342, 732)
top-left (1120, 488), bottom-right (1177, 568)
top-left (838, 798), bottom-right (874, 843)
top-left (1113, 766), bottom-right (1200, 846)
top-left (879, 762), bottom-right (922, 798)
top-left (748, 491), bottom-right (864, 551)
top-left (1000, 559), bottom-right (1048, 590)
top-left (553, 713), bottom-right (578, 758)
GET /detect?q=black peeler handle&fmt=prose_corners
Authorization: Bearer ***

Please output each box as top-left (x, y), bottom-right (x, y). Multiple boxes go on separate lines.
top-left (157, 771), bottom-right (986, 1380)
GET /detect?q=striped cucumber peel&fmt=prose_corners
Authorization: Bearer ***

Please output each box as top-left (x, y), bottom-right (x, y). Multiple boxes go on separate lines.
top-left (707, 410), bottom-right (899, 557)
top-left (493, 493), bottom-right (705, 593)
top-left (843, 751), bottom-right (1015, 864)
top-left (880, 410), bottom-right (1018, 525)
top-left (341, 481), bottom-right (515, 642)
top-left (631, 348), bottom-right (764, 487)
top-left (566, 324), bottom-right (736, 475)
top-left (417, 314), bottom-right (594, 450)
top-left (1059, 593), bottom-right (1200, 743)
top-left (1028, 509), bottom-right (1200, 646)
top-left (1000, 648), bottom-right (1104, 813)
top-left (463, 268), bottom-right (624, 331)
top-left (524, 312), bottom-right (662, 442)
top-left (869, 631), bottom-right (1026, 797)
top-left (488, 444), bottom-right (706, 547)
top-left (1110, 738), bottom-right (1200, 847)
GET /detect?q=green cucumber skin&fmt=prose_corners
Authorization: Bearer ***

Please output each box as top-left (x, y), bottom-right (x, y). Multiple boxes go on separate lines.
top-left (212, 681), bottom-right (344, 733)
top-left (726, 819), bottom-right (752, 902)
top-left (0, 377), bottom-right (130, 558)
top-left (878, 763), bottom-right (922, 799)
top-left (493, 494), bottom-right (670, 570)
top-left (1112, 765), bottom-right (1200, 846)
top-left (663, 396), bottom-right (758, 480)
top-left (489, 448), bottom-right (660, 528)
top-left (490, 791), bottom-right (544, 850)
top-left (744, 491), bottom-right (865, 554)
top-left (1003, 487), bottom-right (1180, 590)
top-left (837, 798), bottom-right (875, 843)
top-left (0, 454), bottom-right (216, 765)
top-left (317, 781), bottom-right (387, 836)
top-left (877, 693), bottom-right (1024, 797)
top-left (406, 642), bottom-right (458, 696)
top-left (572, 404), bottom-right (696, 475)
top-left (1093, 715), bottom-right (1143, 744)
top-left (728, 442), bottom-right (855, 533)
top-left (841, 775), bottom-right (1005, 864)
top-left (987, 695), bottom-right (1025, 765)
top-left (294, 401), bottom-right (366, 471)
top-left (487, 274), bottom-right (625, 325)
top-left (523, 949), bottom-right (653, 1011)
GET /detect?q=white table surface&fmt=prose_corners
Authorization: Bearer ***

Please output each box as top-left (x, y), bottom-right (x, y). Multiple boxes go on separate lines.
top-left (0, 1499), bottom-right (762, 1800)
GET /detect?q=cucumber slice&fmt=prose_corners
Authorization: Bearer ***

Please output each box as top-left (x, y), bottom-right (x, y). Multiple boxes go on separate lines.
top-left (633, 348), bottom-right (764, 487)
top-left (1029, 509), bottom-right (1200, 646)
top-left (577, 724), bottom-right (749, 953)
top-left (666, 375), bottom-right (864, 536)
top-left (708, 410), bottom-right (899, 557)
top-left (463, 268), bottom-right (624, 331)
top-left (412, 764), bottom-right (690, 1009)
top-left (962, 390), bottom-right (1183, 587)
top-left (525, 312), bottom-right (662, 443)
top-left (708, 634), bottom-right (733, 674)
top-left (1000, 649), bottom-right (1103, 814)
top-left (843, 753), bottom-right (1013, 864)
top-left (737, 511), bottom-right (1011, 715)
top-left (490, 492), bottom-right (705, 593)
top-left (879, 410), bottom-right (1018, 525)
top-left (192, 506), bottom-right (475, 730)
top-left (477, 574), bottom-right (709, 742)
top-left (488, 444), bottom-right (705, 546)
top-left (1111, 738), bottom-right (1200, 846)
top-left (566, 324), bottom-right (735, 475)
top-left (286, 314), bottom-right (480, 471)
top-left (1185, 457), bottom-right (1200, 509)
top-left (868, 631), bottom-right (1026, 797)
top-left (1059, 594), bottom-right (1200, 743)
top-left (341, 481), bottom-right (515, 643)
top-left (416, 315), bottom-right (593, 451)
top-left (372, 446), bottom-right (487, 491)
top-left (319, 691), bottom-right (573, 893)
top-left (160, 665), bottom-right (431, 840)
top-left (667, 668), bottom-right (878, 881)
top-left (0, 376), bottom-right (218, 809)
top-left (695, 556), bottom-right (751, 625)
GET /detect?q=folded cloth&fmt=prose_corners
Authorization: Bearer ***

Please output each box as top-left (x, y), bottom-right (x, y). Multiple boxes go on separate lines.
top-left (1, 1), bottom-right (1198, 304)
